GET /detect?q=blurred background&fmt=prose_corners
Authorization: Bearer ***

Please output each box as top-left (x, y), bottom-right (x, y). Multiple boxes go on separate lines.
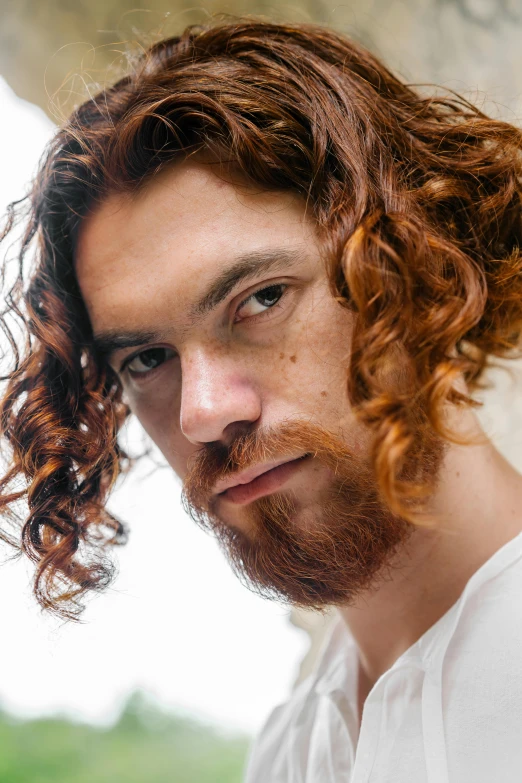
top-left (1, 1), bottom-right (522, 781)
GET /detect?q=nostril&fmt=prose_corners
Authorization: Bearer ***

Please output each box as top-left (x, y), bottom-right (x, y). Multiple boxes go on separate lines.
top-left (180, 394), bottom-right (262, 445)
top-left (221, 420), bottom-right (261, 447)
top-left (179, 355), bottom-right (262, 444)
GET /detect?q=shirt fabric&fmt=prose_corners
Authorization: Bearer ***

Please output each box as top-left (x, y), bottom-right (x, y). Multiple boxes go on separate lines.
top-left (244, 531), bottom-right (522, 783)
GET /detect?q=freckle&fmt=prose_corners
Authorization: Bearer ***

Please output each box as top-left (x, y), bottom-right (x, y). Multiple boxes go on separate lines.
top-left (290, 355), bottom-right (297, 363)
top-left (279, 352), bottom-right (285, 360)
top-left (456, 471), bottom-right (460, 478)
top-left (321, 391), bottom-right (327, 397)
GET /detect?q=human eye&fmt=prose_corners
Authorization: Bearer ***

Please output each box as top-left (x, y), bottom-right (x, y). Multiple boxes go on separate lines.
top-left (121, 347), bottom-right (176, 377)
top-left (234, 283), bottom-right (287, 323)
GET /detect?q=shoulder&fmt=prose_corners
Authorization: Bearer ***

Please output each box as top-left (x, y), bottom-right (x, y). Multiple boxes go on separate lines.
top-left (440, 534), bottom-right (522, 777)
top-left (444, 531), bottom-right (522, 665)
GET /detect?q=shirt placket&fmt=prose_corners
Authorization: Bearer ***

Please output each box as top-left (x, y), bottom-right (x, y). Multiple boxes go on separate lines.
top-left (349, 660), bottom-right (425, 783)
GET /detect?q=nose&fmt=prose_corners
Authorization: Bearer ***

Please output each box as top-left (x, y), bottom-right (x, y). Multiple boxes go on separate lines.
top-left (179, 348), bottom-right (262, 445)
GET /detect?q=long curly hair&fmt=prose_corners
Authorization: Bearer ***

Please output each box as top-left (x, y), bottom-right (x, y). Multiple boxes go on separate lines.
top-left (1, 18), bottom-right (522, 620)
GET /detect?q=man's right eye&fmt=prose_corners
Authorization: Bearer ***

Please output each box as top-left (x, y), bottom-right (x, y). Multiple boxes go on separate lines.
top-left (124, 347), bottom-right (175, 376)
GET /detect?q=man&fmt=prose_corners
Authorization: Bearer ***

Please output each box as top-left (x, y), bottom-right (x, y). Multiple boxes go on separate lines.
top-left (1, 18), bottom-right (522, 782)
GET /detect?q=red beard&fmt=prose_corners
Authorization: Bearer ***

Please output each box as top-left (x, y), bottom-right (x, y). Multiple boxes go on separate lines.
top-left (182, 420), bottom-right (444, 609)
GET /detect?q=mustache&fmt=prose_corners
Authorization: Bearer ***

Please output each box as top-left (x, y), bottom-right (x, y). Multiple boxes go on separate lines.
top-left (182, 420), bottom-right (372, 511)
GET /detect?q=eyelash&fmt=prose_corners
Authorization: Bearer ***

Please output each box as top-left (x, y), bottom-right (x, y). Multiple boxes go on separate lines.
top-left (121, 282), bottom-right (288, 378)
top-left (234, 282), bottom-right (288, 323)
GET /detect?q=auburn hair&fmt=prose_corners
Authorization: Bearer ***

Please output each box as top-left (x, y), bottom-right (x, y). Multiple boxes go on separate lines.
top-left (1, 18), bottom-right (522, 619)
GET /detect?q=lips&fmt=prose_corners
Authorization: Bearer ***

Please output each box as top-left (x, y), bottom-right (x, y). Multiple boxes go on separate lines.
top-left (215, 455), bottom-right (309, 506)
top-left (213, 456), bottom-right (297, 495)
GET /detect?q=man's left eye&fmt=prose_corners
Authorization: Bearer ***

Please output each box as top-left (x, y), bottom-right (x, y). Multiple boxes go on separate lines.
top-left (236, 284), bottom-right (286, 320)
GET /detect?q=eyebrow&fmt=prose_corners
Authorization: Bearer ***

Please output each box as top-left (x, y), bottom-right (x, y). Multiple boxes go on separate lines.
top-left (191, 248), bottom-right (304, 318)
top-left (91, 247), bottom-right (305, 362)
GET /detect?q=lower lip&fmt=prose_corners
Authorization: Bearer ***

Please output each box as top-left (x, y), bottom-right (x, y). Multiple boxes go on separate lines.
top-left (220, 456), bottom-right (309, 505)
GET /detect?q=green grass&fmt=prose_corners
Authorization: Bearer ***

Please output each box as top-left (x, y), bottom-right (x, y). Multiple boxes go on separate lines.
top-left (0, 693), bottom-right (250, 783)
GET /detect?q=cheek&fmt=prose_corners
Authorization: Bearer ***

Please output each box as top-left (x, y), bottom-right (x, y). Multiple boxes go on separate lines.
top-left (166, 440), bottom-right (198, 480)
top-left (289, 304), bottom-right (363, 440)
top-left (124, 382), bottom-right (195, 479)
top-left (312, 303), bottom-right (354, 364)
top-left (276, 301), bottom-right (354, 402)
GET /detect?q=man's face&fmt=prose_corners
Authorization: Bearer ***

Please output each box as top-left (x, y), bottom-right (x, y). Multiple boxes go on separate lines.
top-left (75, 159), bottom-right (421, 608)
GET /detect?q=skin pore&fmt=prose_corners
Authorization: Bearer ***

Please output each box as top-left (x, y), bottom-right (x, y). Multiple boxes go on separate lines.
top-left (75, 159), bottom-right (522, 729)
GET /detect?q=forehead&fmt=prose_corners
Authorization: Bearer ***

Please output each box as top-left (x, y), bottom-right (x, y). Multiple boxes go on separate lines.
top-left (74, 160), bottom-right (315, 335)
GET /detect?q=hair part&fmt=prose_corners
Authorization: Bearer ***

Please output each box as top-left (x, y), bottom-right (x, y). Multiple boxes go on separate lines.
top-left (1, 18), bottom-right (522, 618)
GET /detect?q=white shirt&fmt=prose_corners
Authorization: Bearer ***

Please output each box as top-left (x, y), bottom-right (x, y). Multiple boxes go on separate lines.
top-left (244, 532), bottom-right (522, 783)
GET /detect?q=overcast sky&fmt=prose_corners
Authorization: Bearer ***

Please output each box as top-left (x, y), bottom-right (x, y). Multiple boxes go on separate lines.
top-left (0, 75), bottom-right (310, 735)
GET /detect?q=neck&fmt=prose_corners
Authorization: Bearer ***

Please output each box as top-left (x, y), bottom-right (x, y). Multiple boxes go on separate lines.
top-left (338, 407), bottom-right (522, 692)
